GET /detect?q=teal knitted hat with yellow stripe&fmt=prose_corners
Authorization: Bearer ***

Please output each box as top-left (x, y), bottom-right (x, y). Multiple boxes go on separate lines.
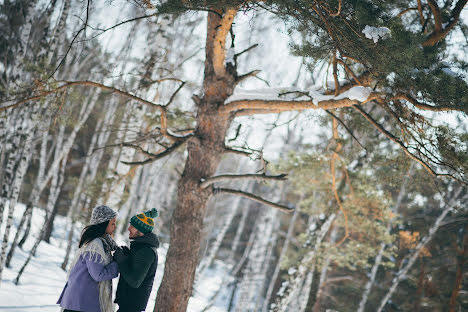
top-left (130, 208), bottom-right (158, 234)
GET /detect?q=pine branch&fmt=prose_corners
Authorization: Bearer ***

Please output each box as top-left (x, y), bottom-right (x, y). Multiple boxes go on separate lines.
top-left (324, 109), bottom-right (368, 152)
top-left (236, 70), bottom-right (261, 83)
top-left (201, 173), bottom-right (287, 188)
top-left (213, 187), bottom-right (293, 213)
top-left (221, 97), bottom-right (373, 116)
top-left (353, 104), bottom-right (466, 184)
top-left (424, 0), bottom-right (468, 46)
top-left (393, 94), bottom-right (468, 113)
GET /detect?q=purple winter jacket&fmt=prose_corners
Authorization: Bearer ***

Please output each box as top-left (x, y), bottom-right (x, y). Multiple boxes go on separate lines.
top-left (57, 251), bottom-right (119, 312)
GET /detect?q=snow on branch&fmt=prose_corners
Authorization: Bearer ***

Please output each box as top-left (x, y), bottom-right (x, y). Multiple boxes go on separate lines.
top-left (200, 173), bottom-right (287, 188)
top-left (213, 187), bottom-right (294, 213)
top-left (221, 86), bottom-right (375, 115)
top-left (362, 25), bottom-right (391, 43)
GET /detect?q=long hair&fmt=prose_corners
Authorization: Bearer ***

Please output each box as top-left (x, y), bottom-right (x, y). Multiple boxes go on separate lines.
top-left (79, 220), bottom-right (109, 248)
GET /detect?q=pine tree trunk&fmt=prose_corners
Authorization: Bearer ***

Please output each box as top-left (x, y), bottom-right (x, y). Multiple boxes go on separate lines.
top-left (154, 10), bottom-right (237, 312)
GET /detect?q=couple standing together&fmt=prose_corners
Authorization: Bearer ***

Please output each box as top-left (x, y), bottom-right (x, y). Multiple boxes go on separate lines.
top-left (57, 205), bottom-right (160, 312)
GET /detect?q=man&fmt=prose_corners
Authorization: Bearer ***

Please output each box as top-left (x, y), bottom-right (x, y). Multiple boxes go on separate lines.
top-left (113, 208), bottom-right (159, 312)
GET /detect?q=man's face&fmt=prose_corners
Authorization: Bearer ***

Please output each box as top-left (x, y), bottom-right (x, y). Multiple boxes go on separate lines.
top-left (128, 225), bottom-right (144, 239)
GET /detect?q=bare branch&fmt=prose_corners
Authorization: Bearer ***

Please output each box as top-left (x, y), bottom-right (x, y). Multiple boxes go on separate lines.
top-left (236, 70), bottom-right (261, 83)
top-left (80, 13), bottom-right (158, 42)
top-left (324, 110), bottom-right (368, 152)
top-left (1, 80), bottom-right (165, 112)
top-left (213, 187), bottom-right (293, 213)
top-left (48, 0), bottom-right (90, 78)
top-left (228, 124), bottom-right (242, 142)
top-left (224, 146), bottom-right (256, 158)
top-left (121, 135), bottom-right (191, 166)
top-left (234, 43), bottom-right (259, 58)
top-left (201, 173), bottom-right (287, 188)
top-left (166, 81), bottom-right (186, 106)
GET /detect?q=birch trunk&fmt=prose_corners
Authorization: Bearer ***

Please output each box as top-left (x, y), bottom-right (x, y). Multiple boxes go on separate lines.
top-left (197, 165), bottom-right (249, 275)
top-left (311, 227), bottom-right (337, 312)
top-left (357, 163), bottom-right (414, 312)
top-left (117, 166), bottom-right (144, 236)
top-left (15, 153), bottom-right (67, 284)
top-left (61, 96), bottom-right (118, 269)
top-left (0, 119), bottom-right (36, 284)
top-left (376, 187), bottom-right (464, 312)
top-left (235, 208), bottom-right (279, 312)
top-left (273, 214), bottom-right (336, 312)
top-left (231, 195), bottom-right (251, 254)
top-left (8, 0), bottom-right (39, 84)
top-left (263, 201), bottom-right (300, 311)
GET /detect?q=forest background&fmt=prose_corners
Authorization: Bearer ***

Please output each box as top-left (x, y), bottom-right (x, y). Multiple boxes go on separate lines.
top-left (0, 0), bottom-right (467, 311)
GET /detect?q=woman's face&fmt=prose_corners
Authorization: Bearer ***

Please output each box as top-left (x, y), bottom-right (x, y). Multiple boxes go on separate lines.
top-left (106, 217), bottom-right (117, 235)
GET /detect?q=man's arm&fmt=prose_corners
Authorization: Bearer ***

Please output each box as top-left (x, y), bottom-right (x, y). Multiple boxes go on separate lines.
top-left (115, 248), bottom-right (155, 288)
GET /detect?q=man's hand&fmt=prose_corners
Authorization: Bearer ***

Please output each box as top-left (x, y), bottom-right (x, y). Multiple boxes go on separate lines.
top-left (113, 247), bottom-right (128, 263)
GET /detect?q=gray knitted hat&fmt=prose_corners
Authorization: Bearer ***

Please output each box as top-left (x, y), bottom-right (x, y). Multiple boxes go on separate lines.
top-left (90, 205), bottom-right (117, 225)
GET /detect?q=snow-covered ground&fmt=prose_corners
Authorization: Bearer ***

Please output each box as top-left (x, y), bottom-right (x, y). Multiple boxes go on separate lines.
top-left (0, 204), bottom-right (232, 312)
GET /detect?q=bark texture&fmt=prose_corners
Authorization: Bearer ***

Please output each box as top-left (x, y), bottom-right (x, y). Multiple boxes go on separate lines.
top-left (154, 10), bottom-right (237, 312)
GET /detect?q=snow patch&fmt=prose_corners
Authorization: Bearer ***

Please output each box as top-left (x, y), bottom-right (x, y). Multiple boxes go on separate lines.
top-left (362, 25), bottom-right (391, 43)
top-left (225, 86), bottom-right (373, 106)
top-left (442, 67), bottom-right (457, 77)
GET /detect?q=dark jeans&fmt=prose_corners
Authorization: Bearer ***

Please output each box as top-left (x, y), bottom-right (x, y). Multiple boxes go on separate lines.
top-left (117, 309), bottom-right (143, 312)
top-left (64, 310), bottom-right (81, 312)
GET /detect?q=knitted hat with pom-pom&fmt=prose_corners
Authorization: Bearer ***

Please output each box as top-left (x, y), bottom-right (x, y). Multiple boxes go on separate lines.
top-left (130, 208), bottom-right (158, 234)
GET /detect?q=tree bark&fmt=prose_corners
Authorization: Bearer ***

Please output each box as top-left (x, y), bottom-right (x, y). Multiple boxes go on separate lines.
top-left (154, 9), bottom-right (237, 312)
top-left (0, 116), bottom-right (36, 284)
top-left (7, 127), bottom-right (48, 262)
top-left (15, 154), bottom-right (67, 284)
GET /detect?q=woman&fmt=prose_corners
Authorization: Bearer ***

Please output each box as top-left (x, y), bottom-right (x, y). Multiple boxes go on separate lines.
top-left (58, 205), bottom-right (119, 312)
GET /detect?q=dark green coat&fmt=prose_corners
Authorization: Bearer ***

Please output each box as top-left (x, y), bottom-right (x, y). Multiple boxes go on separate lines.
top-left (114, 233), bottom-right (159, 311)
